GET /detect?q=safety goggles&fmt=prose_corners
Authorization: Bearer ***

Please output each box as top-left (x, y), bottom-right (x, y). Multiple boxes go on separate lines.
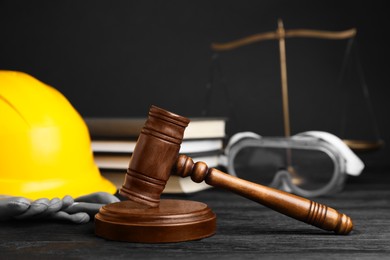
top-left (223, 131), bottom-right (364, 197)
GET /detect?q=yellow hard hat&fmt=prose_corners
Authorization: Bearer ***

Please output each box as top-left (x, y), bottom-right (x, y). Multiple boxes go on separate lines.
top-left (0, 70), bottom-right (116, 199)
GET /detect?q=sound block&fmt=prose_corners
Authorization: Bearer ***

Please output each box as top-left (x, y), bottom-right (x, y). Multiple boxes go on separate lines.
top-left (95, 199), bottom-right (216, 243)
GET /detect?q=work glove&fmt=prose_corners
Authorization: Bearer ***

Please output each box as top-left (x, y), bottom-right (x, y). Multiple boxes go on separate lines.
top-left (0, 192), bottom-right (120, 224)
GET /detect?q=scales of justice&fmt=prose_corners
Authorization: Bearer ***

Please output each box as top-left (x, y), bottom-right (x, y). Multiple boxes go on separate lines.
top-left (94, 20), bottom-right (382, 243)
top-left (209, 19), bottom-right (383, 152)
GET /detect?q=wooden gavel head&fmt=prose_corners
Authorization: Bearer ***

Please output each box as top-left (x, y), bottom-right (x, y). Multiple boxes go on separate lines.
top-left (119, 105), bottom-right (190, 207)
top-left (96, 106), bottom-right (216, 243)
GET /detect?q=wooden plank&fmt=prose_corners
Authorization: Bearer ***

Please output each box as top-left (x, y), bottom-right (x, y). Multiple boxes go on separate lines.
top-left (0, 168), bottom-right (389, 258)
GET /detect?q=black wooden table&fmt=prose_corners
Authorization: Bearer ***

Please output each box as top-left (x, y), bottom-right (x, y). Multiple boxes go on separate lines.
top-left (1, 167), bottom-right (389, 259)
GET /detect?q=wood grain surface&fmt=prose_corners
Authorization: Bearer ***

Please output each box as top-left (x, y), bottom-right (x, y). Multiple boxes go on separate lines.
top-left (0, 167), bottom-right (389, 259)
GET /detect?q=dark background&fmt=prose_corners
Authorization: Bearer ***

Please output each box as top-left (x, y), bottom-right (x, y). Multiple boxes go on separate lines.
top-left (1, 0), bottom-right (389, 167)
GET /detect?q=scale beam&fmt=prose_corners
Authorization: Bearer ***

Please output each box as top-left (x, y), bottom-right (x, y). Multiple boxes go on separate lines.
top-left (211, 28), bottom-right (356, 51)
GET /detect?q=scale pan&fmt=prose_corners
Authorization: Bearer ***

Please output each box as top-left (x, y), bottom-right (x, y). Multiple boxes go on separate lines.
top-left (343, 139), bottom-right (384, 152)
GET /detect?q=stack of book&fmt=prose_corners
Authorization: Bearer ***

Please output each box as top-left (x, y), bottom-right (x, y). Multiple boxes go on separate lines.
top-left (85, 117), bottom-right (226, 194)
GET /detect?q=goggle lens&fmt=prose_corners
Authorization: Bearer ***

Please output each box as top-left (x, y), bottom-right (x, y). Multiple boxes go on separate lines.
top-left (230, 147), bottom-right (336, 192)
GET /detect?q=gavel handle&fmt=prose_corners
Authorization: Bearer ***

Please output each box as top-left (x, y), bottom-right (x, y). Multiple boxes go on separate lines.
top-left (174, 155), bottom-right (353, 235)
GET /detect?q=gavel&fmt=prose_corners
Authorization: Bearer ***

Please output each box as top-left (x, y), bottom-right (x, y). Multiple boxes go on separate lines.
top-left (95, 105), bottom-right (353, 243)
